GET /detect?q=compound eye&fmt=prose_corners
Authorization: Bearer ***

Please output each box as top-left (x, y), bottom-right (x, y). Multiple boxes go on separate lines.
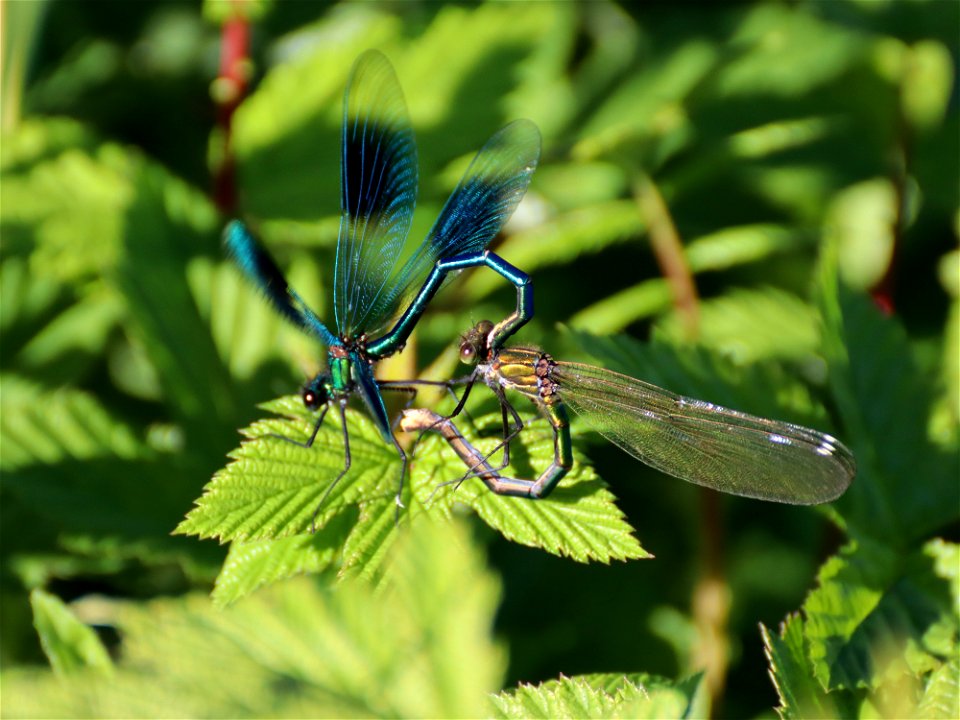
top-left (302, 387), bottom-right (324, 411)
top-left (459, 342), bottom-right (477, 365)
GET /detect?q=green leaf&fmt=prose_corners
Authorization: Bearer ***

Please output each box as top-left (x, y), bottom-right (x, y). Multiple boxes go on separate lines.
top-left (0, 379), bottom-right (221, 582)
top-left (338, 495), bottom-right (403, 581)
top-left (926, 539), bottom-right (959, 610)
top-left (202, 0), bottom-right (271, 23)
top-left (0, 249), bottom-right (125, 390)
top-left (900, 40), bottom-right (954, 132)
top-left (492, 676), bottom-right (636, 719)
top-left (714, 4), bottom-right (865, 97)
top-left (0, 118), bottom-right (96, 172)
top-left (574, 39), bottom-right (718, 162)
top-left (187, 256), bottom-right (319, 384)
top-left (465, 200), bottom-right (645, 300)
top-left (210, 509), bottom-right (355, 607)
top-left (568, 225), bottom-right (810, 334)
top-left (408, 414), bottom-right (649, 564)
top-left (820, 277), bottom-right (959, 544)
top-left (30, 589), bottom-right (113, 677)
top-left (234, 2), bottom-right (554, 220)
top-left (175, 395), bottom-right (398, 542)
top-left (654, 286), bottom-right (821, 364)
top-left (0, 256), bottom-right (62, 342)
top-left (684, 224), bottom-right (811, 273)
top-left (0, 375), bottom-right (146, 471)
top-left (15, 286), bottom-right (123, 373)
top-left (4, 520), bottom-right (504, 718)
top-left (916, 655), bottom-right (960, 719)
top-left (179, 395), bottom-right (645, 569)
top-left (113, 160), bottom-right (234, 450)
top-left (803, 538), bottom-right (956, 691)
top-left (761, 614), bottom-right (842, 720)
top-left (491, 673), bottom-right (705, 720)
top-left (828, 179), bottom-right (899, 291)
top-left (387, 519), bottom-right (505, 718)
top-left (534, 161), bottom-right (627, 211)
top-left (2, 142), bottom-right (133, 283)
top-left (569, 279), bottom-right (673, 334)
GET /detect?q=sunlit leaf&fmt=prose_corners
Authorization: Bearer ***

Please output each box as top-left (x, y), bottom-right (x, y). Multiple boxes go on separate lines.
top-left (714, 4), bottom-right (865, 97)
top-left (574, 40), bottom-right (717, 161)
top-left (465, 200), bottom-right (645, 300)
top-left (4, 520), bottom-right (504, 719)
top-left (409, 414), bottom-right (649, 564)
top-left (0, 375), bottom-right (146, 471)
top-left (819, 258), bottom-right (959, 543)
top-left (803, 538), bottom-right (955, 691)
top-left (492, 673), bottom-right (705, 720)
top-left (175, 395), bottom-right (396, 542)
top-left (30, 589), bottom-right (113, 677)
top-left (210, 509), bottom-right (355, 607)
top-left (916, 655), bottom-right (960, 719)
top-left (654, 286), bottom-right (820, 364)
top-left (762, 614), bottom-right (842, 720)
top-left (179, 395), bottom-right (644, 565)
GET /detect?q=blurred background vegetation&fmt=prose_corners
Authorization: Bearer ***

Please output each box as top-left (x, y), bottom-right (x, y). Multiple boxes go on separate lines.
top-left (1, 1), bottom-right (957, 718)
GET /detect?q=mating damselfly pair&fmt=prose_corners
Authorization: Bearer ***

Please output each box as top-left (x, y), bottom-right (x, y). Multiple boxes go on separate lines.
top-left (226, 50), bottom-right (855, 527)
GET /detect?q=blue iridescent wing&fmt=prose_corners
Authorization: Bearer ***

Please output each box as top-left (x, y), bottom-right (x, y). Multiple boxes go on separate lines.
top-left (368, 119), bottom-right (541, 333)
top-left (225, 220), bottom-right (338, 346)
top-left (333, 50), bottom-right (418, 340)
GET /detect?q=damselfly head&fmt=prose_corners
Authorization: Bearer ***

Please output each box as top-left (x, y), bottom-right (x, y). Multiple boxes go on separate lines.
top-left (459, 320), bottom-right (494, 366)
top-left (302, 374), bottom-right (331, 411)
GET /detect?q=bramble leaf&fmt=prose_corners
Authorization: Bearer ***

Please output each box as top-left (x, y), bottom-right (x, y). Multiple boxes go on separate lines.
top-left (175, 395), bottom-right (397, 542)
top-left (803, 538), bottom-right (956, 691)
top-left (179, 395), bottom-right (646, 587)
top-left (492, 673), bottom-right (706, 720)
top-left (30, 589), bottom-right (113, 677)
top-left (410, 414), bottom-right (648, 564)
top-left (7, 520), bottom-right (503, 718)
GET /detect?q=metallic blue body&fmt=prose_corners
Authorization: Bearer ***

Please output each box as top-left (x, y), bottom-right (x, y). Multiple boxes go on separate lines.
top-left (225, 50), bottom-right (541, 520)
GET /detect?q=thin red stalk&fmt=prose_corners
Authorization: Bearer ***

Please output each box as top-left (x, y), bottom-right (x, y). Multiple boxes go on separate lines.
top-left (213, 9), bottom-right (250, 215)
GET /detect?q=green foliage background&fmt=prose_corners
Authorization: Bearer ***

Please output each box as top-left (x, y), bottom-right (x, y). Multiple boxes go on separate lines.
top-left (2, 1), bottom-right (958, 718)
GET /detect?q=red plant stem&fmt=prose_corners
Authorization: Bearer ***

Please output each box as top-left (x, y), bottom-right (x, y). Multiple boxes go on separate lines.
top-left (213, 10), bottom-right (250, 214)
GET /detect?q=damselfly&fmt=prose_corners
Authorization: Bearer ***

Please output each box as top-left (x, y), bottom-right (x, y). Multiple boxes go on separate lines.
top-left (227, 52), bottom-right (540, 521)
top-left (401, 321), bottom-right (855, 505)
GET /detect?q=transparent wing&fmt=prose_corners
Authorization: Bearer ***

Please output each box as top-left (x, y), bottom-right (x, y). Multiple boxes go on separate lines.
top-left (334, 50), bottom-right (417, 340)
top-left (367, 119), bottom-right (541, 337)
top-left (553, 362), bottom-right (856, 504)
top-left (225, 221), bottom-right (337, 346)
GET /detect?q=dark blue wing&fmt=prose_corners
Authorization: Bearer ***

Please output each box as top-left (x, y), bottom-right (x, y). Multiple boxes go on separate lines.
top-left (225, 220), bottom-right (338, 346)
top-left (333, 50), bottom-right (417, 340)
top-left (368, 119), bottom-right (541, 331)
top-left (349, 350), bottom-right (394, 442)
